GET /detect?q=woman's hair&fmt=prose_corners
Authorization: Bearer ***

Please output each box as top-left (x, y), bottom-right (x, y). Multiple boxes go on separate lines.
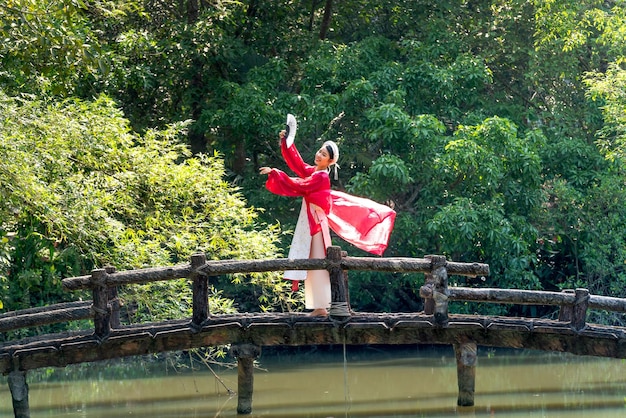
top-left (322, 140), bottom-right (340, 180)
top-left (323, 141), bottom-right (339, 165)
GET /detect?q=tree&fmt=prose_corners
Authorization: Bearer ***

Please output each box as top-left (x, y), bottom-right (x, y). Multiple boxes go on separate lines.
top-left (2, 0), bottom-right (626, 319)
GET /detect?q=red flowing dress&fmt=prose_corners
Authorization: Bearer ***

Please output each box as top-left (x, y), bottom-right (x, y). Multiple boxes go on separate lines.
top-left (265, 137), bottom-right (396, 308)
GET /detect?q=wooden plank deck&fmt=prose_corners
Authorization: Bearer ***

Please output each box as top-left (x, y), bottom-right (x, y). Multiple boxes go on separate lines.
top-left (2, 311), bottom-right (626, 374)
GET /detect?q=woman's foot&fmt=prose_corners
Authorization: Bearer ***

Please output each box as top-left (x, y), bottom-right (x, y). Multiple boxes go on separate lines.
top-left (309, 308), bottom-right (328, 317)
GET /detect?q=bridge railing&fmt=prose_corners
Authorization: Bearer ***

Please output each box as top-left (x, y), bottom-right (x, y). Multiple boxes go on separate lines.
top-left (48, 248), bottom-right (491, 338)
top-left (3, 246), bottom-right (626, 337)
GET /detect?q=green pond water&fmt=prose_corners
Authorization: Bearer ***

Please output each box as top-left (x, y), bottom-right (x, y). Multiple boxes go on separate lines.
top-left (1, 345), bottom-right (626, 417)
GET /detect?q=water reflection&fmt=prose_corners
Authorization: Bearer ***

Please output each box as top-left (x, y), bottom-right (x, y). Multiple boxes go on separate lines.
top-left (1, 345), bottom-right (626, 417)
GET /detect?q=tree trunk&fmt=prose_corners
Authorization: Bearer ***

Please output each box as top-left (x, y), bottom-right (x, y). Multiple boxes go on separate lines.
top-left (319, 0), bottom-right (333, 40)
top-left (187, 0), bottom-right (199, 23)
top-left (308, 0), bottom-right (319, 32)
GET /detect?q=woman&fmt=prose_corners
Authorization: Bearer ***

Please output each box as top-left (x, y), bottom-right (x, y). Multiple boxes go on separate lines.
top-left (260, 126), bottom-right (396, 317)
top-left (259, 130), bottom-right (337, 317)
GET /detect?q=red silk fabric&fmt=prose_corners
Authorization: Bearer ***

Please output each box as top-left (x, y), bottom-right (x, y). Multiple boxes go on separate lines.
top-left (264, 138), bottom-right (395, 255)
top-left (328, 190), bottom-right (395, 256)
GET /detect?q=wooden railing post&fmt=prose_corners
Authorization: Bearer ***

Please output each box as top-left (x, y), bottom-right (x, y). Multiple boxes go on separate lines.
top-left (90, 269), bottom-right (110, 339)
top-left (420, 255), bottom-right (449, 326)
top-left (190, 253), bottom-right (208, 329)
top-left (230, 344), bottom-right (262, 415)
top-left (104, 266), bottom-right (120, 329)
top-left (327, 246), bottom-right (351, 321)
top-left (421, 266), bottom-right (436, 315)
top-left (572, 288), bottom-right (590, 330)
top-left (8, 369), bottom-right (30, 418)
top-left (558, 289), bottom-right (575, 322)
top-left (454, 341), bottom-right (477, 407)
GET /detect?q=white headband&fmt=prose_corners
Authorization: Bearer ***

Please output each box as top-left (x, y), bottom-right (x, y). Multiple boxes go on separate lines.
top-left (322, 140), bottom-right (340, 180)
top-left (323, 140), bottom-right (339, 165)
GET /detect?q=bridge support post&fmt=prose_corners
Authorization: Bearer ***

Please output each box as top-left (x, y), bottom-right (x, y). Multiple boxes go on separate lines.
top-left (327, 246), bottom-right (351, 321)
top-left (8, 370), bottom-right (30, 418)
top-left (190, 253), bottom-right (209, 329)
top-left (454, 341), bottom-right (477, 407)
top-left (230, 344), bottom-right (262, 415)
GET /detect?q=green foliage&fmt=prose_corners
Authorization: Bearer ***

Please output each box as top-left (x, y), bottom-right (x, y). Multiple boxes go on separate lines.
top-left (535, 170), bottom-right (626, 298)
top-left (585, 60), bottom-right (626, 163)
top-left (0, 92), bottom-right (291, 327)
top-left (0, 0), bottom-right (104, 96)
top-left (2, 0), bottom-right (626, 321)
top-left (438, 117), bottom-right (545, 215)
top-left (424, 119), bottom-right (543, 288)
top-left (347, 154), bottom-right (412, 201)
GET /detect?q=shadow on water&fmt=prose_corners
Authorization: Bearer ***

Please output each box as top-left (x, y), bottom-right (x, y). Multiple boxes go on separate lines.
top-left (2, 344), bottom-right (626, 417)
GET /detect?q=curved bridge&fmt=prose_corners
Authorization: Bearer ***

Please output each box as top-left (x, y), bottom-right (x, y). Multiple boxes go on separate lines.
top-left (3, 247), bottom-right (626, 416)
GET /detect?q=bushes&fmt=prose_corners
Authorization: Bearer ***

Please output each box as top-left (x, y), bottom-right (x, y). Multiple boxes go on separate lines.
top-left (0, 92), bottom-right (294, 331)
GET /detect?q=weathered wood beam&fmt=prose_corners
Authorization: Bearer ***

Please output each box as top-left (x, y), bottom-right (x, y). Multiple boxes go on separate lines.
top-left (430, 255), bottom-right (449, 326)
top-left (191, 253), bottom-right (209, 329)
top-left (589, 294), bottom-right (626, 313)
top-left (342, 257), bottom-right (489, 277)
top-left (0, 304), bottom-right (92, 333)
top-left (61, 256), bottom-right (490, 291)
top-left (62, 264), bottom-right (193, 290)
top-left (91, 269), bottom-right (110, 339)
top-left (572, 288), bottom-right (590, 331)
top-left (0, 301), bottom-right (90, 319)
top-left (2, 313), bottom-right (626, 375)
top-left (449, 287), bottom-right (575, 306)
top-left (342, 257), bottom-right (432, 273)
top-left (448, 287), bottom-right (626, 314)
top-left (328, 247), bottom-right (351, 320)
top-left (105, 266), bottom-right (121, 329)
top-left (200, 258), bottom-right (329, 275)
top-left (559, 289), bottom-right (576, 321)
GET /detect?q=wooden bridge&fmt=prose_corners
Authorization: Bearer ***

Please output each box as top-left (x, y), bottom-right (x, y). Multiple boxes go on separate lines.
top-left (3, 246), bottom-right (626, 417)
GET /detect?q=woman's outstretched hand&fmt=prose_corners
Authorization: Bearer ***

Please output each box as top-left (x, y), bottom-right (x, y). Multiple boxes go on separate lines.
top-left (259, 131), bottom-right (285, 175)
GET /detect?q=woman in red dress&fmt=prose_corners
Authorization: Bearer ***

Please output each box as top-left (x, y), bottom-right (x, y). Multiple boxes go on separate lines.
top-left (260, 129), bottom-right (395, 317)
top-left (260, 130), bottom-right (336, 316)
